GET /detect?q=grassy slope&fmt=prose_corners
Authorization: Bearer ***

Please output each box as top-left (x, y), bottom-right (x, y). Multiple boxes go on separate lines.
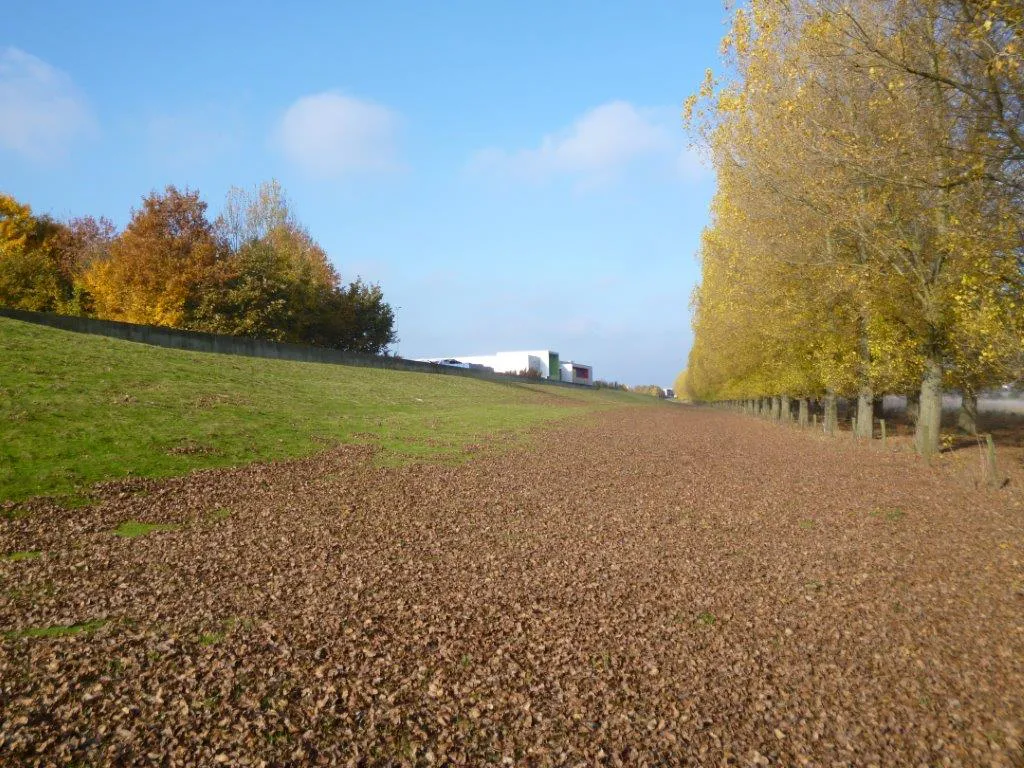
top-left (0, 317), bottom-right (652, 502)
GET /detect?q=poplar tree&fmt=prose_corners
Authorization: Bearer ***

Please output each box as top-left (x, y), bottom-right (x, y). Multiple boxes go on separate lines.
top-left (685, 0), bottom-right (1023, 455)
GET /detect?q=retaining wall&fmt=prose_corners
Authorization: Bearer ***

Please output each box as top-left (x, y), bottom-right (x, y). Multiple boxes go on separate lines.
top-left (0, 307), bottom-right (589, 389)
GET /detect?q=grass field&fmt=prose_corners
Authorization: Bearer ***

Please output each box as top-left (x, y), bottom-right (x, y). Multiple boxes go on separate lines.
top-left (0, 317), bottom-right (650, 503)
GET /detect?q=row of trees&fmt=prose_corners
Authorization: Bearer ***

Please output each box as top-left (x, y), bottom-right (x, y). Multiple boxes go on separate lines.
top-left (0, 181), bottom-right (396, 354)
top-left (631, 384), bottom-right (668, 398)
top-left (684, 0), bottom-right (1023, 454)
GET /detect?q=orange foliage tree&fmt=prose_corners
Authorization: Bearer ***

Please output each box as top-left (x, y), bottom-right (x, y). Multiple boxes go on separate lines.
top-left (4, 180), bottom-right (397, 354)
top-left (83, 186), bottom-right (219, 327)
top-left (0, 194), bottom-right (89, 313)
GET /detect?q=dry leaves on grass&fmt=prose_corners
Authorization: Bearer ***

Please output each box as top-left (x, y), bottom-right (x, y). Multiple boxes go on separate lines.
top-left (1, 408), bottom-right (1022, 766)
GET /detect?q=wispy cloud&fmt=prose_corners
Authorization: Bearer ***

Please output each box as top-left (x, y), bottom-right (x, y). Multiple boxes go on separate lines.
top-left (276, 91), bottom-right (400, 178)
top-left (0, 47), bottom-right (96, 161)
top-left (469, 101), bottom-right (703, 185)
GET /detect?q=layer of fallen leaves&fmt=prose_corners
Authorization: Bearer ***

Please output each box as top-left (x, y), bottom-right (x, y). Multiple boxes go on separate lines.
top-left (2, 407), bottom-right (1022, 766)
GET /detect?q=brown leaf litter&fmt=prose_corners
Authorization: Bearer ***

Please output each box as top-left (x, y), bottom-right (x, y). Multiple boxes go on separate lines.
top-left (1, 406), bottom-right (1022, 766)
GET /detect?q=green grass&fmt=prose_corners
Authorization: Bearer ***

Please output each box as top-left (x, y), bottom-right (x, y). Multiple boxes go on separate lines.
top-left (0, 317), bottom-right (655, 502)
top-left (1, 549), bottom-right (41, 561)
top-left (4, 619), bottom-right (107, 640)
top-left (112, 521), bottom-right (182, 538)
top-left (198, 617), bottom-right (237, 646)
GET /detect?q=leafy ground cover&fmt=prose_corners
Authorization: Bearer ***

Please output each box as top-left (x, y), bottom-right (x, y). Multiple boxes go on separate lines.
top-left (0, 317), bottom-right (648, 502)
top-left (1, 407), bottom-right (1021, 764)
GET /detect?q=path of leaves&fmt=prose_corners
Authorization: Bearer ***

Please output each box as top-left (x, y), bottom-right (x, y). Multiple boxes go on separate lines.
top-left (2, 407), bottom-right (1022, 766)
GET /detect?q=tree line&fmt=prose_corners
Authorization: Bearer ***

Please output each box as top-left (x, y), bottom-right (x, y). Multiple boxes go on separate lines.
top-left (0, 181), bottom-right (397, 355)
top-left (631, 384), bottom-right (668, 398)
top-left (683, 0), bottom-right (1023, 455)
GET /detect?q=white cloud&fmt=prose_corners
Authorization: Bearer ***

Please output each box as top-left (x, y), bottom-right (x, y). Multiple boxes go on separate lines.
top-left (0, 47), bottom-right (96, 161)
top-left (470, 101), bottom-right (681, 183)
top-left (276, 91), bottom-right (399, 178)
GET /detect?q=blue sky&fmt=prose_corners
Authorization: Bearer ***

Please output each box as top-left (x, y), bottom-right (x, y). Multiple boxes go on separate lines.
top-left (2, 1), bottom-right (723, 386)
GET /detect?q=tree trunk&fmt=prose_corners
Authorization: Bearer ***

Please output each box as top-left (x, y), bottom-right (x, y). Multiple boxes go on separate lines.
top-left (772, 396), bottom-right (782, 421)
top-left (780, 395), bottom-right (791, 423)
top-left (824, 391), bottom-right (838, 435)
top-left (798, 398), bottom-right (809, 427)
top-left (854, 308), bottom-right (873, 440)
top-left (915, 359), bottom-right (942, 456)
top-left (957, 390), bottom-right (979, 435)
top-left (855, 387), bottom-right (873, 439)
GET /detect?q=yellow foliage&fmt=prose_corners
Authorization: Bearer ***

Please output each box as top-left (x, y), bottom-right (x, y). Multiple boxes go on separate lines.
top-left (83, 186), bottom-right (218, 327)
top-left (683, 0), bottom-right (1023, 406)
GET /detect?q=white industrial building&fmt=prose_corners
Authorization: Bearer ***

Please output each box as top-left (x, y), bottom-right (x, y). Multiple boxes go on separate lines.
top-left (559, 360), bottom-right (593, 385)
top-left (418, 350), bottom-right (593, 385)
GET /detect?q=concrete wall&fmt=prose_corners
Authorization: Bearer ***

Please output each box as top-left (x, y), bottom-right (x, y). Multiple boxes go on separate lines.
top-left (0, 308), bottom-right (592, 389)
top-left (882, 393), bottom-right (1024, 416)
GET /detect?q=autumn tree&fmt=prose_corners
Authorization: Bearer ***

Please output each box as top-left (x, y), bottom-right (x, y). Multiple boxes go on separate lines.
top-left (216, 179), bottom-right (294, 251)
top-left (83, 186), bottom-right (220, 327)
top-left (193, 181), bottom-right (397, 353)
top-left (192, 221), bottom-right (337, 340)
top-left (685, 0), bottom-right (1023, 454)
top-left (673, 369), bottom-right (688, 400)
top-left (631, 385), bottom-right (666, 398)
top-left (0, 194), bottom-right (97, 314)
top-left (0, 194), bottom-right (56, 311)
top-left (5, 179), bottom-right (398, 355)
top-left (47, 215), bottom-right (116, 315)
top-left (796, 0), bottom-right (1023, 450)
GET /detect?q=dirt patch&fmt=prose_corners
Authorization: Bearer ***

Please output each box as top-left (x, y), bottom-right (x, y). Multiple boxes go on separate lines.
top-left (192, 393), bottom-right (253, 409)
top-left (1, 407), bottom-right (1022, 765)
top-left (167, 440), bottom-right (218, 457)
